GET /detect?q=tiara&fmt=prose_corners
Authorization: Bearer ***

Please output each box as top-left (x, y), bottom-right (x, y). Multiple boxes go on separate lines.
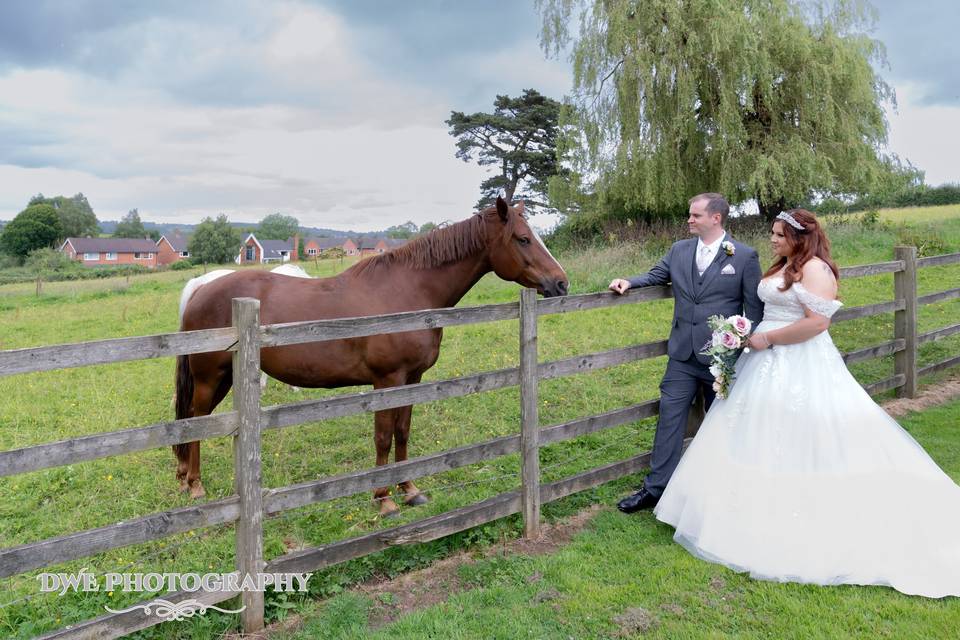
top-left (776, 211), bottom-right (805, 231)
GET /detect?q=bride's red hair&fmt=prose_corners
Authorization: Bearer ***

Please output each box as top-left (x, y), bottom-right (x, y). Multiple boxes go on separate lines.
top-left (764, 209), bottom-right (840, 291)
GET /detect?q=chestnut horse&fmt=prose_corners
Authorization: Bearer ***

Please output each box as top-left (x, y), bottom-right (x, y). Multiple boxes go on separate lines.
top-left (175, 197), bottom-right (568, 516)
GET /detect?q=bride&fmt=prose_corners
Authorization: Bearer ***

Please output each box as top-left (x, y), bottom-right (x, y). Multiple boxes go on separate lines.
top-left (653, 208), bottom-right (960, 598)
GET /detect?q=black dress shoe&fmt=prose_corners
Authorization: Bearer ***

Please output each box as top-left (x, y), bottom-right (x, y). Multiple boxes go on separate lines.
top-left (617, 487), bottom-right (659, 513)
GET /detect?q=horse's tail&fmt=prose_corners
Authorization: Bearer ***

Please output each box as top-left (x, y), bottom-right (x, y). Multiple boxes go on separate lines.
top-left (174, 354), bottom-right (194, 459)
top-left (175, 354), bottom-right (194, 421)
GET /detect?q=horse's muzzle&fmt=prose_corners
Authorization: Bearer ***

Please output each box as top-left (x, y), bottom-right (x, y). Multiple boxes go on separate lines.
top-left (541, 279), bottom-right (569, 298)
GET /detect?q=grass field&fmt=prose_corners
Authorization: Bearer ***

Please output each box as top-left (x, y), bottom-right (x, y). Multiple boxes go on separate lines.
top-left (0, 209), bottom-right (958, 638)
top-left (278, 401), bottom-right (960, 640)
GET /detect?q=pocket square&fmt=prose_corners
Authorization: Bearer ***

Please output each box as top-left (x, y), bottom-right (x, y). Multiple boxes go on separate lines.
top-left (721, 264), bottom-right (736, 275)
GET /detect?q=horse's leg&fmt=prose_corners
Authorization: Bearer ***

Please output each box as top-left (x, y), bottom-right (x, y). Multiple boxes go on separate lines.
top-left (395, 373), bottom-right (428, 506)
top-left (371, 373), bottom-right (407, 518)
top-left (173, 445), bottom-right (190, 491)
top-left (181, 362), bottom-right (232, 500)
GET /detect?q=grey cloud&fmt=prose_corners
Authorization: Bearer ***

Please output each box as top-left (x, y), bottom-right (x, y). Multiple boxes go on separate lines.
top-left (871, 0), bottom-right (959, 105)
top-left (0, 1), bottom-right (227, 71)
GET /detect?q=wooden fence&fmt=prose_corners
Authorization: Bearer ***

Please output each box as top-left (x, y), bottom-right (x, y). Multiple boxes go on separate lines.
top-left (1, 246), bottom-right (958, 639)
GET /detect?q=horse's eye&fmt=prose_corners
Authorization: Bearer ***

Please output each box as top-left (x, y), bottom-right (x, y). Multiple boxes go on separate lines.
top-left (517, 237), bottom-right (531, 246)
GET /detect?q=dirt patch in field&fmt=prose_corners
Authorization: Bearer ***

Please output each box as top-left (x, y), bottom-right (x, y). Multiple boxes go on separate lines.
top-left (252, 505), bottom-right (603, 637)
top-left (359, 504), bottom-right (602, 629)
top-left (613, 606), bottom-right (658, 636)
top-left (881, 371), bottom-right (960, 418)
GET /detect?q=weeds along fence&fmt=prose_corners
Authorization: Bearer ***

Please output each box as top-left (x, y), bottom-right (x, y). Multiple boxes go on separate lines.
top-left (1, 246), bottom-right (958, 639)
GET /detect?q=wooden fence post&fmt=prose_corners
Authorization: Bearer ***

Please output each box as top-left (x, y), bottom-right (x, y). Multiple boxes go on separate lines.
top-left (232, 297), bottom-right (265, 632)
top-left (894, 246), bottom-right (918, 398)
top-left (519, 288), bottom-right (541, 539)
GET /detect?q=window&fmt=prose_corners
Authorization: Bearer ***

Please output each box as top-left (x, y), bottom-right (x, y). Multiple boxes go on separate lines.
top-left (246, 246), bottom-right (255, 261)
top-left (134, 252), bottom-right (153, 259)
top-left (83, 252), bottom-right (99, 261)
top-left (180, 251), bottom-right (190, 257)
top-left (307, 248), bottom-right (317, 256)
top-left (105, 252), bottom-right (117, 261)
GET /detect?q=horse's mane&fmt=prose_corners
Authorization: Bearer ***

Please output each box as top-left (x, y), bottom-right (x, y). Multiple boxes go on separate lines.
top-left (348, 205), bottom-right (503, 275)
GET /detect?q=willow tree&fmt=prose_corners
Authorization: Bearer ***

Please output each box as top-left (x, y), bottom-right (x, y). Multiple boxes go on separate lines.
top-left (538, 0), bottom-right (894, 219)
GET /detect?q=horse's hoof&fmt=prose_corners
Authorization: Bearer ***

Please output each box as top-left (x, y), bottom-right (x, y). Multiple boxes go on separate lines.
top-left (404, 493), bottom-right (429, 507)
top-left (381, 508), bottom-right (401, 519)
top-left (189, 483), bottom-right (206, 500)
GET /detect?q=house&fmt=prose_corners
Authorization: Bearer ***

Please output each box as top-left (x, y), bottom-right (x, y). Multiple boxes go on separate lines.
top-left (355, 237), bottom-right (383, 257)
top-left (156, 232), bottom-right (190, 265)
top-left (60, 237), bottom-right (160, 268)
top-left (379, 238), bottom-right (408, 252)
top-left (341, 238), bottom-right (360, 256)
top-left (356, 237), bottom-right (408, 257)
top-left (237, 233), bottom-right (300, 264)
top-left (303, 236), bottom-right (346, 257)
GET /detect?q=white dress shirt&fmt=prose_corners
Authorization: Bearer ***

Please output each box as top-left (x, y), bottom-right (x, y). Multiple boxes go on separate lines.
top-left (696, 234), bottom-right (725, 276)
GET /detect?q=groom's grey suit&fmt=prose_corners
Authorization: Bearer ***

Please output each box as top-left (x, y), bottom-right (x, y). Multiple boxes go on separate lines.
top-left (627, 233), bottom-right (764, 497)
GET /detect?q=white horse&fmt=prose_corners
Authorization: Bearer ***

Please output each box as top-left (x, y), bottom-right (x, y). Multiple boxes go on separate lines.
top-left (178, 264), bottom-right (312, 391)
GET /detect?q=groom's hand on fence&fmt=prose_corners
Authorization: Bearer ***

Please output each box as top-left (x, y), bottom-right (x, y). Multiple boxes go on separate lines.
top-left (609, 279), bottom-right (630, 295)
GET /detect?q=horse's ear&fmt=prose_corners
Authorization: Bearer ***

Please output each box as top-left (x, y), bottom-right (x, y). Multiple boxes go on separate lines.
top-left (516, 200), bottom-right (525, 216)
top-left (495, 196), bottom-right (509, 223)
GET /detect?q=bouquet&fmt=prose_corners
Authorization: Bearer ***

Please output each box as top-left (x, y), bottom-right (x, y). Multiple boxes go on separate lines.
top-left (699, 314), bottom-right (752, 399)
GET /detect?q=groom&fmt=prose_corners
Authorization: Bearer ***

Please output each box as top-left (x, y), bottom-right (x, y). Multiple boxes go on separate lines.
top-left (609, 193), bottom-right (764, 512)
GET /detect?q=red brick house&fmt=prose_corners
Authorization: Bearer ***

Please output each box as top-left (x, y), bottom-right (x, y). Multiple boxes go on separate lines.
top-left (60, 237), bottom-right (159, 268)
top-left (156, 232), bottom-right (190, 265)
top-left (355, 237), bottom-right (408, 257)
top-left (379, 238), bottom-right (408, 252)
top-left (341, 238), bottom-right (360, 256)
top-left (355, 237), bottom-right (381, 257)
top-left (303, 237), bottom-right (346, 257)
top-left (237, 233), bottom-right (299, 264)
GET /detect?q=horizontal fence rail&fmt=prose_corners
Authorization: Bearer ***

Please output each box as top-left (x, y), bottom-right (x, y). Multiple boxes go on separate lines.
top-left (917, 252), bottom-right (960, 268)
top-left (918, 287), bottom-right (960, 306)
top-left (0, 412), bottom-right (238, 478)
top-left (838, 260), bottom-right (905, 278)
top-left (0, 327), bottom-right (238, 378)
top-left (3, 248), bottom-right (959, 639)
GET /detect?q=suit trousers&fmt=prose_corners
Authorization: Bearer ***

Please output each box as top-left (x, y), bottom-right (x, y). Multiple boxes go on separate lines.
top-left (643, 355), bottom-right (716, 497)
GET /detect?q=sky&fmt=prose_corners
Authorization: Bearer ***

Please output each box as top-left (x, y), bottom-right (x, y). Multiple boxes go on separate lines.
top-left (0, 1), bottom-right (956, 232)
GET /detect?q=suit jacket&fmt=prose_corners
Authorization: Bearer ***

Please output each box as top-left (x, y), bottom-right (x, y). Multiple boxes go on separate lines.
top-left (628, 234), bottom-right (764, 366)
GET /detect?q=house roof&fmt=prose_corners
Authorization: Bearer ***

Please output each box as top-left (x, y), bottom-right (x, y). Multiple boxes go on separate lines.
top-left (305, 237), bottom-right (345, 250)
top-left (159, 233), bottom-right (190, 252)
top-left (63, 237), bottom-right (159, 253)
top-left (259, 238), bottom-right (295, 259)
top-left (355, 237), bottom-right (383, 250)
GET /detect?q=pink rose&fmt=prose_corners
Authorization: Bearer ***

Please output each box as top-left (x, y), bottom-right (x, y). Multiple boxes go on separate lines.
top-left (720, 331), bottom-right (740, 350)
top-left (712, 380), bottom-right (722, 393)
top-left (729, 315), bottom-right (752, 337)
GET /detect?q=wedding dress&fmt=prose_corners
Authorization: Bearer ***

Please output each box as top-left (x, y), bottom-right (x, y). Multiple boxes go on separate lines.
top-left (654, 274), bottom-right (960, 597)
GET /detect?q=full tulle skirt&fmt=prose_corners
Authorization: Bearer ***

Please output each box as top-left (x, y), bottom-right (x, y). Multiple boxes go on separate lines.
top-left (653, 320), bottom-right (960, 598)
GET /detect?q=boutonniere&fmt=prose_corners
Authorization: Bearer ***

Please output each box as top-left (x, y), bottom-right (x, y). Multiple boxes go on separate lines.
top-left (721, 241), bottom-right (735, 256)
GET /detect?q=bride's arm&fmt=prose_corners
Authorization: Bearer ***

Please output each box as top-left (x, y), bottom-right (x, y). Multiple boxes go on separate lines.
top-left (749, 261), bottom-right (840, 349)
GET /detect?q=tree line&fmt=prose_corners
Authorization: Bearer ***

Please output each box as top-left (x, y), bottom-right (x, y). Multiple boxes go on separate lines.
top-left (0, 197), bottom-right (444, 269)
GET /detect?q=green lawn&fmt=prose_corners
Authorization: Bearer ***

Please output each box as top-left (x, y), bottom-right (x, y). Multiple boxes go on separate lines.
top-left (0, 208), bottom-right (958, 638)
top-left (281, 399), bottom-right (960, 640)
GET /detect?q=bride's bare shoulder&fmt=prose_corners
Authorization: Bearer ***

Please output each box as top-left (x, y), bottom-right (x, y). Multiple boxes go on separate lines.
top-left (800, 258), bottom-right (838, 298)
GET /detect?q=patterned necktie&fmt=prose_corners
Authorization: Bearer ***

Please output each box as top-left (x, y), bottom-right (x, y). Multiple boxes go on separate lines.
top-left (697, 245), bottom-right (711, 275)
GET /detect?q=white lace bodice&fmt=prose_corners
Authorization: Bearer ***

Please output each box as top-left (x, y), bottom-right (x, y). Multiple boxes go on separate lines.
top-left (758, 275), bottom-right (843, 322)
